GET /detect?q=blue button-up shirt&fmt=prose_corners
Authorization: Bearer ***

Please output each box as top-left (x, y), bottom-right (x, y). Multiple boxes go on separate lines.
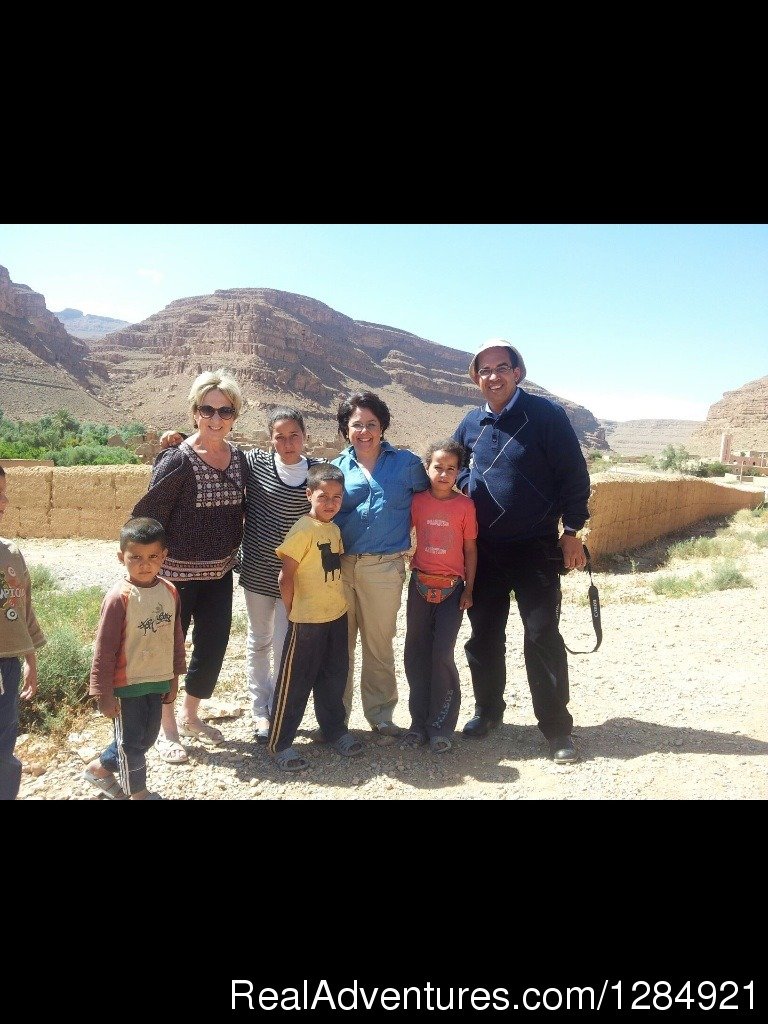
top-left (332, 441), bottom-right (430, 554)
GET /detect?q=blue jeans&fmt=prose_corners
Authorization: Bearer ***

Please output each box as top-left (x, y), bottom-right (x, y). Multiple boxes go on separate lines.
top-left (100, 692), bottom-right (164, 796)
top-left (0, 657), bottom-right (23, 801)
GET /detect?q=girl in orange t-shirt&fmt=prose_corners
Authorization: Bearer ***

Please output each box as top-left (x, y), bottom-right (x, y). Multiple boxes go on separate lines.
top-left (402, 440), bottom-right (477, 753)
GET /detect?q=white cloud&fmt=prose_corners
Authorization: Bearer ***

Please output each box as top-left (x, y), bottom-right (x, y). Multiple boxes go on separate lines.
top-left (137, 267), bottom-right (164, 285)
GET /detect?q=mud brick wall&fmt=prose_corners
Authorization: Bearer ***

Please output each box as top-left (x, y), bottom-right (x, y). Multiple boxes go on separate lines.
top-left (585, 478), bottom-right (762, 557)
top-left (1, 467), bottom-right (762, 550)
top-left (1, 465), bottom-right (151, 540)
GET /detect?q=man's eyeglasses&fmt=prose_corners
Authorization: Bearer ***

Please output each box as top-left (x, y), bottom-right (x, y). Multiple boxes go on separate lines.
top-left (197, 405), bottom-right (236, 420)
top-left (477, 363), bottom-right (514, 379)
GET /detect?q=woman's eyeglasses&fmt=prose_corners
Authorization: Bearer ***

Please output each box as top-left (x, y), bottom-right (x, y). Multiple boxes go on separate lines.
top-left (197, 405), bottom-right (236, 420)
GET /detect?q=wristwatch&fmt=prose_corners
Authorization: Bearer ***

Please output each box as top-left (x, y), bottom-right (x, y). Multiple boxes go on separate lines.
top-left (562, 527), bottom-right (578, 537)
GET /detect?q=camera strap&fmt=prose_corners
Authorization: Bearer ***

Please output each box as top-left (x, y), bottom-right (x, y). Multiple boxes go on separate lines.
top-left (561, 544), bottom-right (602, 654)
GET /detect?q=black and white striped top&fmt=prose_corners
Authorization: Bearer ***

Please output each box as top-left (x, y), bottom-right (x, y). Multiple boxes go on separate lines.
top-left (238, 448), bottom-right (323, 599)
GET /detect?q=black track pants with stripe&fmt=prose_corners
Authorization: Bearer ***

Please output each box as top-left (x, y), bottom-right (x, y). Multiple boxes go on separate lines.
top-left (268, 613), bottom-right (349, 754)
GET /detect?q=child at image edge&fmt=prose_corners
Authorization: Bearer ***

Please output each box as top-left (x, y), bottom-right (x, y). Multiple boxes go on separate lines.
top-left (403, 439), bottom-right (477, 753)
top-left (0, 465), bottom-right (45, 801)
top-left (268, 463), bottom-right (364, 771)
top-left (84, 517), bottom-right (186, 800)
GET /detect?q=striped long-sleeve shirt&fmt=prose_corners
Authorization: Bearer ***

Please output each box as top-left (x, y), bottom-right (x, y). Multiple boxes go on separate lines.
top-left (238, 449), bottom-right (322, 599)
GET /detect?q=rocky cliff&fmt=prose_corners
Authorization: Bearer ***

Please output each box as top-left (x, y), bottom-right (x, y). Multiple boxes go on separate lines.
top-left (87, 287), bottom-right (609, 448)
top-left (690, 375), bottom-right (768, 454)
top-left (0, 265), bottom-right (113, 421)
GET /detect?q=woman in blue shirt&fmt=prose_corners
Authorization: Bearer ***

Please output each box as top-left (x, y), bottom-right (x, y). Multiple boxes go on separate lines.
top-left (332, 392), bottom-right (429, 736)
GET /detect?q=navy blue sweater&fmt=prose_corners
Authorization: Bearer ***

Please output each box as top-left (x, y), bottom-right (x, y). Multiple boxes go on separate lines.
top-left (453, 388), bottom-right (591, 542)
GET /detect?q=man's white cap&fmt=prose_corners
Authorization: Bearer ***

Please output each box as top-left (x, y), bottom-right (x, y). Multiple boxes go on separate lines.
top-left (468, 339), bottom-right (527, 384)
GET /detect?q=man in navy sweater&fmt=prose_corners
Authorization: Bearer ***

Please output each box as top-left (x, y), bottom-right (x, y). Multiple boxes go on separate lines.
top-left (453, 340), bottom-right (591, 763)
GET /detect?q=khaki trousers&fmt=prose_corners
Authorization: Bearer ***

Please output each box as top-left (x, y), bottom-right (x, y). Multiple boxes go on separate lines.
top-left (340, 553), bottom-right (406, 726)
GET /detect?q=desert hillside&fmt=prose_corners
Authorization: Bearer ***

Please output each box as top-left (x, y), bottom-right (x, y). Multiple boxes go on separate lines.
top-left (53, 308), bottom-right (130, 340)
top-left (690, 375), bottom-right (768, 455)
top-left (601, 419), bottom-right (705, 457)
top-left (3, 263), bottom-right (764, 459)
top-left (0, 266), bottom-right (114, 421)
top-left (1, 266), bottom-right (607, 450)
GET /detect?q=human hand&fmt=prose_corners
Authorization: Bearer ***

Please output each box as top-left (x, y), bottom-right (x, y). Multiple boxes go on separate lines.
top-left (459, 589), bottom-right (473, 610)
top-left (97, 694), bottom-right (120, 718)
top-left (163, 678), bottom-right (179, 704)
top-left (159, 431), bottom-right (184, 450)
top-left (559, 533), bottom-right (587, 571)
top-left (20, 660), bottom-right (38, 700)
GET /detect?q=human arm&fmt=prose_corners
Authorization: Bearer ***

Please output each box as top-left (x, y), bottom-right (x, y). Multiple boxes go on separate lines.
top-left (549, 404), bottom-right (591, 534)
top-left (19, 651), bottom-right (38, 700)
top-left (89, 590), bottom-right (124, 712)
top-left (130, 447), bottom-right (189, 524)
top-left (21, 554), bottom-right (46, 650)
top-left (164, 675), bottom-right (179, 705)
top-left (408, 453), bottom-right (430, 494)
top-left (460, 537), bottom-right (477, 610)
top-left (453, 418), bottom-right (472, 494)
top-left (158, 430), bottom-right (188, 449)
top-left (277, 555), bottom-right (299, 616)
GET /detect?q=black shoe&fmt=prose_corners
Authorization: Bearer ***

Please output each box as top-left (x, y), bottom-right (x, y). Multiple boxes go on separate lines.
top-left (549, 735), bottom-right (578, 763)
top-left (462, 713), bottom-right (502, 738)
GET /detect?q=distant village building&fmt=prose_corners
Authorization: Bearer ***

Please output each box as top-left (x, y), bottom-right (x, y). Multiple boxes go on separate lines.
top-left (719, 433), bottom-right (768, 476)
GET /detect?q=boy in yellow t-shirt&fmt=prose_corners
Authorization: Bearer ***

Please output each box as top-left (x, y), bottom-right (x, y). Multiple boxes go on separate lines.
top-left (269, 464), bottom-right (364, 771)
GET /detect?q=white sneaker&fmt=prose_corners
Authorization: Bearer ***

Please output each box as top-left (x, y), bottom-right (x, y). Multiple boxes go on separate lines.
top-left (254, 716), bottom-right (270, 744)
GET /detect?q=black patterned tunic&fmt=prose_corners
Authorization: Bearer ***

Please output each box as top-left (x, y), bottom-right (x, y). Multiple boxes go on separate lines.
top-left (131, 440), bottom-right (246, 582)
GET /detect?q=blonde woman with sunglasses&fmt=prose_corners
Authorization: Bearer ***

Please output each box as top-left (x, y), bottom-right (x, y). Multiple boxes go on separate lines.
top-left (132, 369), bottom-right (247, 763)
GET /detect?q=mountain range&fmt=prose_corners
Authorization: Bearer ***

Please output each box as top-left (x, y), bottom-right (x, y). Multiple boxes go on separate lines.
top-left (2, 264), bottom-right (765, 456)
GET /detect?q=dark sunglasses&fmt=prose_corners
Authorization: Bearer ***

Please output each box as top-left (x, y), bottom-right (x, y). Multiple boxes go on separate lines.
top-left (197, 404), bottom-right (236, 420)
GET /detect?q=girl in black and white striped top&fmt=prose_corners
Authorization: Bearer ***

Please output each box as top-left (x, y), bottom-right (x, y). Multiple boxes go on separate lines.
top-left (239, 409), bottom-right (323, 741)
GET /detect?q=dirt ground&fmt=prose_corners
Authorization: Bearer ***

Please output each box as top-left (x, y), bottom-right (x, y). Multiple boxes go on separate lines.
top-left (14, 522), bottom-right (768, 801)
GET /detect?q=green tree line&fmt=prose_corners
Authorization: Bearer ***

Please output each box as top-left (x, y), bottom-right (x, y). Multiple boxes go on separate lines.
top-left (0, 409), bottom-right (146, 465)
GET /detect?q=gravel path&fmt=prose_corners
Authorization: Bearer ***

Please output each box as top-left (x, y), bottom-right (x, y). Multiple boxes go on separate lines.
top-left (15, 532), bottom-right (768, 801)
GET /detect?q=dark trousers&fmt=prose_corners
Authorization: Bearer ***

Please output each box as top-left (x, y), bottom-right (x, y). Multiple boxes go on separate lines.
top-left (268, 613), bottom-right (349, 754)
top-left (465, 536), bottom-right (573, 739)
top-left (403, 575), bottom-right (463, 739)
top-left (0, 657), bottom-right (22, 801)
top-left (100, 692), bottom-right (164, 796)
top-left (176, 571), bottom-right (233, 700)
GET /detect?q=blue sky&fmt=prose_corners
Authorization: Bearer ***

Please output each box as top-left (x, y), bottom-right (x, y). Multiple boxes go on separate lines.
top-left (2, 223), bottom-right (766, 422)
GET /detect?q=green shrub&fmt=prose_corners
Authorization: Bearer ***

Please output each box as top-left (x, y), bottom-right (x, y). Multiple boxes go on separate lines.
top-left (668, 535), bottom-right (744, 560)
top-left (651, 572), bottom-right (705, 597)
top-left (691, 461), bottom-right (728, 477)
top-left (229, 611), bottom-right (249, 638)
top-left (0, 413), bottom-right (146, 465)
top-left (18, 626), bottom-right (93, 735)
top-left (47, 444), bottom-right (139, 466)
top-left (29, 565), bottom-right (58, 592)
top-left (708, 560), bottom-right (752, 592)
top-left (656, 445), bottom-right (692, 471)
top-left (19, 582), bottom-right (105, 736)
